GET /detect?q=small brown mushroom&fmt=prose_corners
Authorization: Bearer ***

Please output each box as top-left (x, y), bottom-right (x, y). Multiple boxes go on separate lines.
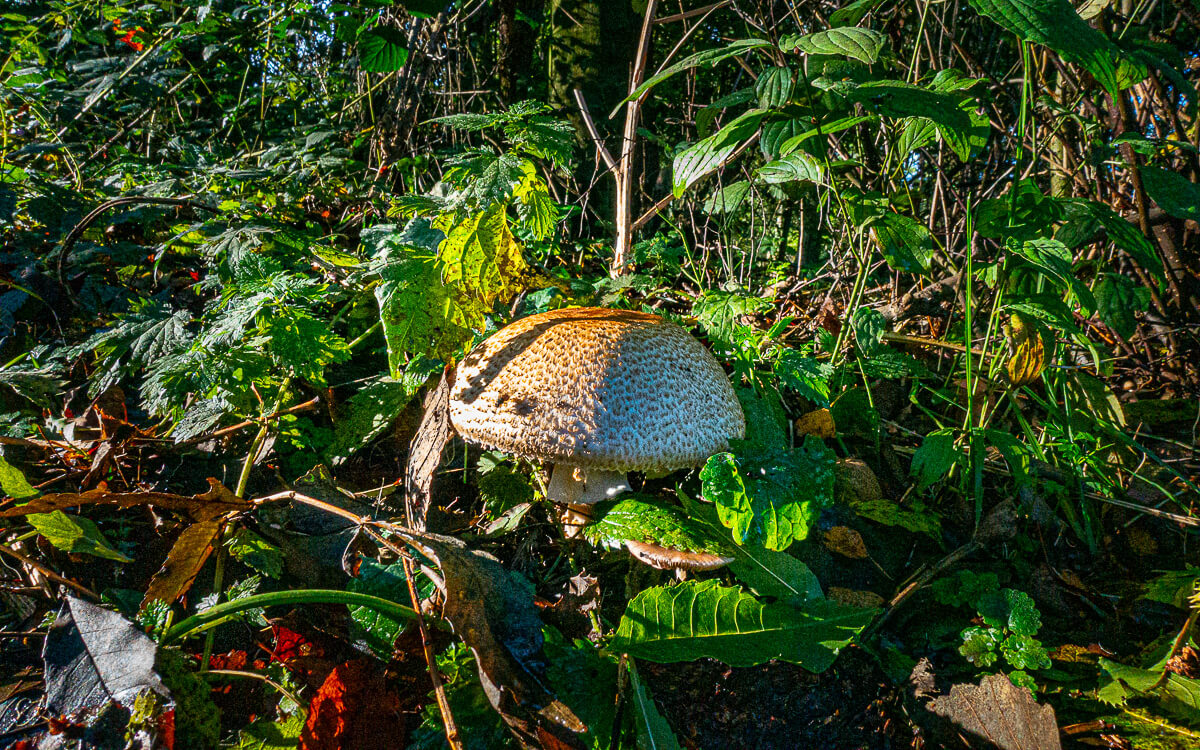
top-left (448, 307), bottom-right (745, 537)
top-left (625, 540), bottom-right (736, 574)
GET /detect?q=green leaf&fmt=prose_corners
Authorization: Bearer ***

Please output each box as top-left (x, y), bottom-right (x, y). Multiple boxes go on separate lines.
top-left (610, 580), bottom-right (876, 672)
top-left (437, 203), bottom-right (528, 307)
top-left (977, 588), bottom-right (1042, 636)
top-left (1094, 273), bottom-right (1149, 339)
top-left (911, 430), bottom-right (959, 491)
top-left (967, 0), bottom-right (1122, 94)
top-left (583, 495), bottom-right (734, 557)
top-left (773, 349), bottom-right (833, 405)
top-left (1007, 237), bottom-right (1096, 314)
top-left (1000, 633), bottom-right (1051, 670)
top-left (1099, 658), bottom-right (1200, 724)
top-left (873, 213), bottom-right (935, 274)
top-left (325, 362), bottom-right (442, 465)
top-left (959, 626), bottom-right (1002, 667)
top-left (700, 435), bottom-right (836, 551)
top-left (691, 289), bottom-right (773, 346)
top-left (225, 528), bottom-right (284, 579)
top-left (1142, 568), bottom-right (1200, 609)
top-left (616, 39), bottom-right (773, 117)
top-left (259, 309), bottom-right (350, 384)
top-left (627, 662), bottom-right (682, 750)
top-left (781, 27), bottom-right (886, 64)
top-left (844, 80), bottom-right (988, 160)
top-left (702, 180), bottom-right (754, 215)
top-left (28, 511), bottom-right (132, 562)
top-left (850, 499), bottom-right (942, 540)
top-left (779, 115), bottom-right (876, 156)
top-left (758, 151), bottom-right (825, 185)
top-left (235, 710), bottom-right (305, 749)
top-left (1059, 198), bottom-right (1163, 278)
top-left (1142, 166), bottom-right (1200, 222)
top-left (851, 307), bottom-right (886, 356)
top-left (755, 66), bottom-right (794, 108)
top-left (358, 27), bottom-right (409, 72)
top-left (0, 456), bottom-right (38, 500)
top-left (673, 109), bottom-right (767, 196)
top-left (348, 560), bottom-right (414, 659)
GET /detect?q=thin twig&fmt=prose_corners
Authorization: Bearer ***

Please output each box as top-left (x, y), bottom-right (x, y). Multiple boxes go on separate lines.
top-left (0, 544), bottom-right (99, 600)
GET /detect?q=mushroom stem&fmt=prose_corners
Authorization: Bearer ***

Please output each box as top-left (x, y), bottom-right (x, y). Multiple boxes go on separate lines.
top-left (548, 464), bottom-right (630, 538)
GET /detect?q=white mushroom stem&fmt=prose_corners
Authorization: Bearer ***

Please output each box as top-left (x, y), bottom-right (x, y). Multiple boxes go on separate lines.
top-left (548, 464), bottom-right (630, 538)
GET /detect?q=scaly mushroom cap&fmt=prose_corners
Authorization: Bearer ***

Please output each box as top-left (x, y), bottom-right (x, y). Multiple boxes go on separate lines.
top-left (449, 307), bottom-right (745, 474)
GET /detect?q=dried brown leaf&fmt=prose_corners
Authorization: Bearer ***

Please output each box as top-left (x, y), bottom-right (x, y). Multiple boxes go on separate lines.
top-left (1, 478), bottom-right (248, 522)
top-left (140, 518), bottom-right (224, 611)
top-left (928, 673), bottom-right (1062, 750)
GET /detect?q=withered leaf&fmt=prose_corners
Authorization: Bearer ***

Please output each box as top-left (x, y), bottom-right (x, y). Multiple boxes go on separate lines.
top-left (405, 366), bottom-right (453, 530)
top-left (928, 673), bottom-right (1062, 750)
top-left (141, 517), bottom-right (225, 611)
top-left (823, 526), bottom-right (869, 559)
top-left (402, 532), bottom-right (586, 748)
top-left (1, 478), bottom-right (248, 522)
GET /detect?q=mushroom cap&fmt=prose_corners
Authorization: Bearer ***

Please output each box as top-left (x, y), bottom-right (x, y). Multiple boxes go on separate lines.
top-left (449, 307), bottom-right (745, 474)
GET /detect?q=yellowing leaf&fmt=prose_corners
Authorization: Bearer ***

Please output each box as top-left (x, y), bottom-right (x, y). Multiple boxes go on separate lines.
top-left (1005, 312), bottom-right (1045, 386)
top-left (437, 204), bottom-right (528, 308)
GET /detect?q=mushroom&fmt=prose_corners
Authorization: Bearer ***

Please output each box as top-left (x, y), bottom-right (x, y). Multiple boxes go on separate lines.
top-left (448, 307), bottom-right (745, 536)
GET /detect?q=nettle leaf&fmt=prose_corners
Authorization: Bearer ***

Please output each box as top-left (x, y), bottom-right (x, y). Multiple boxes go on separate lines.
top-left (700, 435), bottom-right (836, 551)
top-left (691, 289), bottom-right (773, 346)
top-left (755, 66), bottom-right (794, 108)
top-left (436, 204), bottom-right (528, 307)
top-left (610, 579), bottom-right (875, 673)
top-left (673, 109), bottom-right (767, 196)
top-left (583, 495), bottom-right (734, 558)
top-left (773, 349), bottom-right (833, 405)
top-left (225, 528), bottom-right (284, 579)
top-left (758, 150), bottom-right (825, 185)
top-left (259, 308), bottom-right (350, 384)
top-left (967, 0), bottom-right (1122, 95)
top-left (29, 511), bottom-right (132, 562)
top-left (1142, 166), bottom-right (1200, 222)
top-left (781, 27), bottom-right (885, 65)
top-left (80, 300), bottom-right (192, 396)
top-left (358, 26), bottom-right (409, 72)
top-left (873, 213), bottom-right (935, 274)
top-left (911, 430), bottom-right (959, 491)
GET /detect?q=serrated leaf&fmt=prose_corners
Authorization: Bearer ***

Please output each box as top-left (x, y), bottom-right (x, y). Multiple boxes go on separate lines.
top-left (968, 0), bottom-right (1122, 95)
top-left (781, 27), bottom-right (885, 64)
top-left (772, 350), bottom-right (833, 405)
top-left (1099, 658), bottom-right (1200, 724)
top-left (436, 203), bottom-right (528, 306)
top-left (29, 511), bottom-right (132, 562)
top-left (1142, 166), bottom-right (1200, 222)
top-left (358, 27), bottom-right (409, 72)
top-left (325, 362), bottom-right (441, 465)
top-left (758, 150), bottom-right (825, 184)
top-left (673, 109), bottom-right (767, 196)
top-left (226, 528), bottom-right (284, 579)
top-left (610, 580), bottom-right (875, 673)
top-left (911, 430), bottom-right (959, 491)
top-left (690, 289), bottom-right (772, 346)
top-left (582, 495), bottom-right (733, 557)
top-left (977, 588), bottom-right (1042, 635)
top-left (1060, 199), bottom-right (1163, 279)
top-left (700, 435), bottom-right (836, 551)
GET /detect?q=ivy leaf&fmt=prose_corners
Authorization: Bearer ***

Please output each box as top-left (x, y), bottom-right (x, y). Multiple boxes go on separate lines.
top-left (358, 27), bottom-right (409, 72)
top-left (673, 109), bottom-right (767, 196)
top-left (29, 511), bottom-right (132, 562)
top-left (1142, 166), bottom-right (1200, 222)
top-left (610, 580), bottom-right (876, 673)
top-left (781, 27), bottom-right (886, 64)
top-left (967, 0), bottom-right (1122, 95)
top-left (700, 435), bottom-right (836, 551)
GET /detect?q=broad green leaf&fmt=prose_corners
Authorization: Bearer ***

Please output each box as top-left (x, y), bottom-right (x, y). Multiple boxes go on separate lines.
top-left (702, 180), bottom-right (753, 215)
top-left (1142, 166), bottom-right (1200, 222)
top-left (583, 495), bottom-right (734, 558)
top-left (781, 27), bottom-right (885, 64)
top-left (830, 0), bottom-right (886, 26)
top-left (845, 80), bottom-right (988, 160)
top-left (0, 456), bottom-right (37, 500)
top-left (1099, 658), bottom-right (1200, 724)
top-left (358, 27), bottom-right (409, 72)
top-left (1059, 198), bottom-right (1163, 278)
top-left (967, 0), bottom-right (1122, 94)
top-left (1094, 272), bottom-right (1149, 339)
top-left (779, 115), bottom-right (876, 156)
top-left (911, 430), bottom-right (959, 491)
top-left (873, 213), bottom-right (935, 274)
top-left (1007, 237), bottom-right (1096, 314)
top-left (755, 65), bottom-right (794, 108)
top-left (616, 39), bottom-right (773, 117)
top-left (977, 588), bottom-right (1042, 635)
top-left (851, 306), bottom-right (886, 356)
top-left (325, 362), bottom-right (441, 465)
top-left (773, 349), bottom-right (833, 405)
top-left (690, 289), bottom-right (772, 345)
top-left (436, 203), bottom-right (528, 306)
top-left (758, 150), bottom-right (825, 184)
top-left (1141, 568), bottom-right (1200, 609)
top-left (700, 435), bottom-right (836, 551)
top-left (260, 308), bottom-right (350, 384)
top-left (610, 580), bottom-right (876, 672)
top-left (348, 560), bottom-right (414, 659)
top-left (28, 510), bottom-right (132, 562)
top-left (225, 528), bottom-right (284, 579)
top-left (673, 109), bottom-right (767, 196)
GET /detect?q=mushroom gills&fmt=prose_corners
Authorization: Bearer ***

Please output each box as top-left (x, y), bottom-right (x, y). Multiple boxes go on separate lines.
top-left (548, 464), bottom-right (630, 538)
